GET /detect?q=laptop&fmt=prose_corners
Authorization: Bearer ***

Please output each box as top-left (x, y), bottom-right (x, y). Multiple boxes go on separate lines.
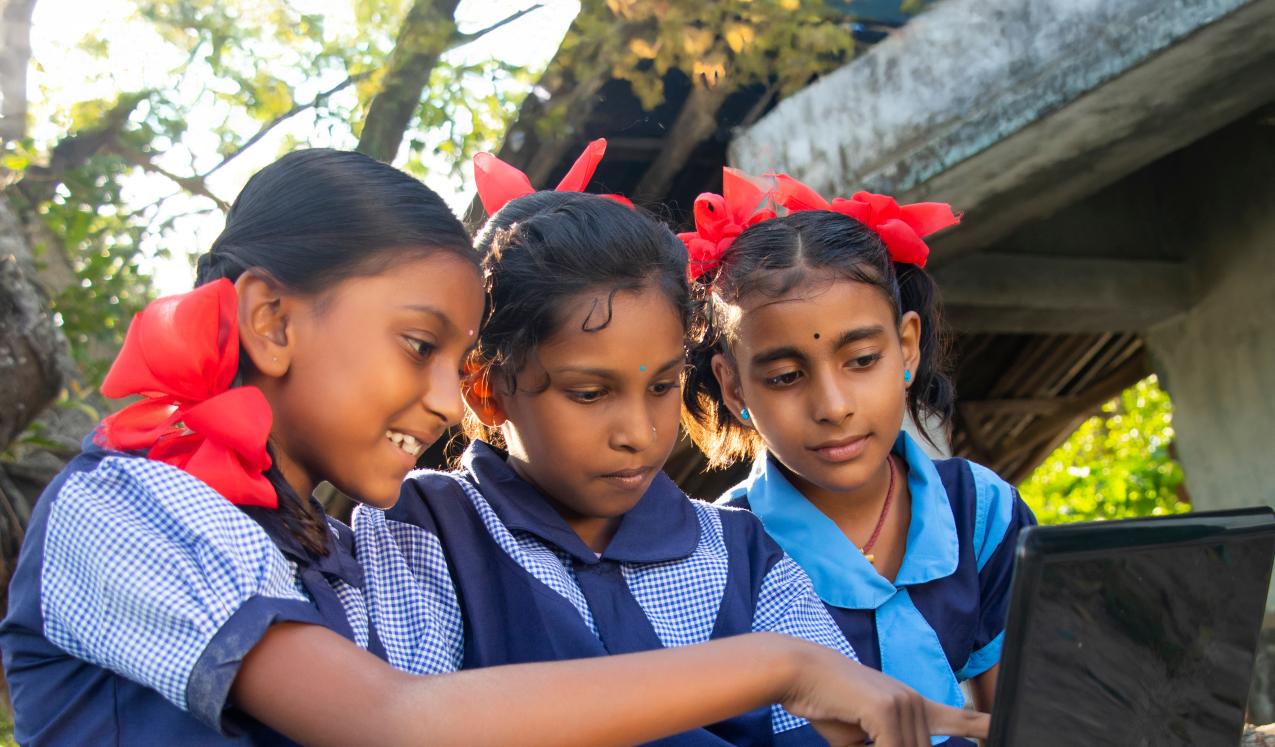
top-left (989, 507), bottom-right (1275, 746)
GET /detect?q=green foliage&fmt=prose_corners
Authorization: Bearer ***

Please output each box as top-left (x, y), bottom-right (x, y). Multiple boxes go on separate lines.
top-left (593, 0), bottom-right (854, 109)
top-left (0, 704), bottom-right (14, 747)
top-left (1019, 376), bottom-right (1189, 524)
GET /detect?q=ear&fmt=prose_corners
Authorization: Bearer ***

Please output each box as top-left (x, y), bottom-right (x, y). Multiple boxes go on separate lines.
top-left (235, 271), bottom-right (293, 379)
top-left (710, 353), bottom-right (751, 427)
top-left (462, 365), bottom-right (509, 427)
top-left (898, 310), bottom-right (922, 388)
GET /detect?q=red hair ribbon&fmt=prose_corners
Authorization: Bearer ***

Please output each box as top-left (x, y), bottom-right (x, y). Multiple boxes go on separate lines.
top-left (769, 174), bottom-right (960, 268)
top-left (473, 138), bottom-right (633, 216)
top-left (98, 278), bottom-right (276, 508)
top-left (678, 167), bottom-right (777, 281)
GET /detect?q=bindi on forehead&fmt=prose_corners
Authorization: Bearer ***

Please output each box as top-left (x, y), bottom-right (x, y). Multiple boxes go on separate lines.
top-left (813, 332), bottom-right (821, 340)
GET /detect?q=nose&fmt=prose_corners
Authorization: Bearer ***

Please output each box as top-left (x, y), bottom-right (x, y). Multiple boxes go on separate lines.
top-left (609, 396), bottom-right (658, 453)
top-left (421, 358), bottom-right (466, 428)
top-left (809, 366), bottom-right (855, 425)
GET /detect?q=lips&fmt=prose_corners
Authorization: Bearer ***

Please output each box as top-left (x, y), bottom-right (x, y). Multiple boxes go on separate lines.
top-left (600, 466), bottom-right (654, 490)
top-left (809, 434), bottom-right (870, 463)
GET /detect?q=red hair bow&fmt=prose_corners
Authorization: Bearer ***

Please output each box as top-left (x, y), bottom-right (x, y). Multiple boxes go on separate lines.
top-left (770, 174), bottom-right (960, 268)
top-left (473, 138), bottom-right (632, 216)
top-left (98, 278), bottom-right (276, 508)
top-left (678, 167), bottom-right (777, 281)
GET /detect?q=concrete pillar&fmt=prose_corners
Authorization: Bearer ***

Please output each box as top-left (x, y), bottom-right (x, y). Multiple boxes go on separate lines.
top-left (1141, 114), bottom-right (1275, 721)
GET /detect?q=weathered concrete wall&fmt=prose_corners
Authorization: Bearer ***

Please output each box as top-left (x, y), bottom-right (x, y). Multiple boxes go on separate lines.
top-left (731, 0), bottom-right (1275, 263)
top-left (1142, 114), bottom-right (1275, 596)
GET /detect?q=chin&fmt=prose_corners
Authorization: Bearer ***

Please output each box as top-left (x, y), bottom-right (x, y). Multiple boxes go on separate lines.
top-left (794, 460), bottom-right (875, 495)
top-left (338, 476), bottom-right (402, 511)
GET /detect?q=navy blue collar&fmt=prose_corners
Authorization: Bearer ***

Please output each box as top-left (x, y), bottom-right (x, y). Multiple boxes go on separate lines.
top-left (461, 440), bottom-right (700, 565)
top-left (740, 431), bottom-right (959, 609)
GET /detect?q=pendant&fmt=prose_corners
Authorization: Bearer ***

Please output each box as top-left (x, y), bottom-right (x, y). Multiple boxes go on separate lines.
top-left (862, 548), bottom-right (875, 563)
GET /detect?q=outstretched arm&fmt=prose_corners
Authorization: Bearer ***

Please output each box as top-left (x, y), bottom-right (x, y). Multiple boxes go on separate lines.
top-left (233, 625), bottom-right (987, 747)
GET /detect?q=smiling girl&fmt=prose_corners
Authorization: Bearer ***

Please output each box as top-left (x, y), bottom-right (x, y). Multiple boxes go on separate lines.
top-left (1, 150), bottom-right (984, 747)
top-left (683, 171), bottom-right (1037, 746)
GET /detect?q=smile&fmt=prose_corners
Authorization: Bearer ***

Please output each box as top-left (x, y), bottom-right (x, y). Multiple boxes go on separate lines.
top-left (386, 430), bottom-right (427, 458)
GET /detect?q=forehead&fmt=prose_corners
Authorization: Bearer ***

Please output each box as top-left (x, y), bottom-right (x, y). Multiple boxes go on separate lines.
top-left (317, 252), bottom-right (484, 321)
top-left (733, 277), bottom-right (895, 347)
top-left (537, 286), bottom-right (685, 364)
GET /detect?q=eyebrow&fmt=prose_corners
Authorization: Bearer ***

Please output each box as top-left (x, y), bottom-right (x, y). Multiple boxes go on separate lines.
top-left (832, 325), bottom-right (887, 350)
top-left (750, 325), bottom-right (886, 367)
top-left (551, 355), bottom-right (685, 381)
top-left (401, 304), bottom-right (458, 335)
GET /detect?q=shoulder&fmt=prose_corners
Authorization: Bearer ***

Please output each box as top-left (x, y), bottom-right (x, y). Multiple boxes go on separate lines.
top-left (689, 499), bottom-right (785, 570)
top-left (931, 457), bottom-right (1033, 569)
top-left (385, 468), bottom-right (472, 526)
top-left (53, 453), bottom-right (275, 547)
top-left (713, 477), bottom-right (754, 510)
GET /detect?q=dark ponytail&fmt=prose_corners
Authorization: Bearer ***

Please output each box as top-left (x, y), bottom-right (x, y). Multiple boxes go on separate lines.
top-left (683, 210), bottom-right (955, 467)
top-left (195, 148), bottom-right (475, 556)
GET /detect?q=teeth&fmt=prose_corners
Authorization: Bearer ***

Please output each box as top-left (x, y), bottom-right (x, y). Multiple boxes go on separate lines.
top-left (385, 430), bottom-right (424, 457)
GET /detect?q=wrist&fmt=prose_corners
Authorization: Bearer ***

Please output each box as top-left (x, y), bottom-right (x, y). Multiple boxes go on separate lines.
top-left (752, 632), bottom-right (815, 706)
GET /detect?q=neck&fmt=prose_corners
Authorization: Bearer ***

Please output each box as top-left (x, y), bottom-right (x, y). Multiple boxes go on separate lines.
top-left (505, 455), bottom-right (622, 555)
top-left (269, 438), bottom-right (316, 501)
top-left (566, 515), bottom-right (623, 555)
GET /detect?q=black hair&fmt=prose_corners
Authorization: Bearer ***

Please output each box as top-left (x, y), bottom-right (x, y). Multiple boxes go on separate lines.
top-left (683, 210), bottom-right (954, 469)
top-left (194, 148), bottom-right (475, 556)
top-left (464, 191), bottom-right (689, 446)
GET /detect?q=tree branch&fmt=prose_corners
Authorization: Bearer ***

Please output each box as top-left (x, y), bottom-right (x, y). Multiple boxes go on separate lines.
top-left (109, 142), bottom-right (230, 212)
top-left (10, 92), bottom-right (147, 205)
top-left (357, 1), bottom-right (545, 163)
top-left (450, 3), bottom-right (544, 46)
top-left (202, 71), bottom-right (372, 179)
top-left (631, 81), bottom-right (732, 204)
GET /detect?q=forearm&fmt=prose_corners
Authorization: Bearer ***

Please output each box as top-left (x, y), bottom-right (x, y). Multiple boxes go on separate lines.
top-left (234, 624), bottom-right (806, 747)
top-left (402, 632), bottom-right (803, 746)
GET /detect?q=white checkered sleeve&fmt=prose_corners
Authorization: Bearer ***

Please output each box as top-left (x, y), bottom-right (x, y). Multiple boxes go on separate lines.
top-left (40, 456), bottom-right (311, 720)
top-left (754, 553), bottom-right (860, 734)
top-left (351, 505), bottom-right (464, 674)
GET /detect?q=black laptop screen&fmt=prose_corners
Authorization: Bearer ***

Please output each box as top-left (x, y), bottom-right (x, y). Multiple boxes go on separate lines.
top-left (996, 532), bottom-right (1274, 745)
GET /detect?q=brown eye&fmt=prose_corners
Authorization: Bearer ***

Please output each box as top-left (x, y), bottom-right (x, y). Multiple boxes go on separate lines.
top-left (764, 371), bottom-right (802, 387)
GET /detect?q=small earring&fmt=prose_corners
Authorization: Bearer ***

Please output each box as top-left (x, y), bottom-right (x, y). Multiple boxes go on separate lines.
top-left (903, 370), bottom-right (911, 383)
top-left (740, 407), bottom-right (751, 421)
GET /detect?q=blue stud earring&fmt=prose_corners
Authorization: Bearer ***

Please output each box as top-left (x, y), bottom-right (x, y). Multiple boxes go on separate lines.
top-left (903, 370), bottom-right (912, 383)
top-left (740, 407), bottom-right (751, 421)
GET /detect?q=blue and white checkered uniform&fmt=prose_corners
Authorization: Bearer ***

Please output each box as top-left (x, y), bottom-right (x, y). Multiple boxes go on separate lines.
top-left (0, 444), bottom-right (383, 745)
top-left (361, 440), bottom-right (858, 746)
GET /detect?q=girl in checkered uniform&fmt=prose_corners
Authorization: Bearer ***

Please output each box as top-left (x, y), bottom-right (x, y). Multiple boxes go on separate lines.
top-left (1, 149), bottom-right (985, 747)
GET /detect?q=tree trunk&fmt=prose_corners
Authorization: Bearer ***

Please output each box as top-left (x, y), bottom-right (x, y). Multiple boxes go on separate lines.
top-left (0, 0), bottom-right (36, 142)
top-left (0, 199), bottom-right (68, 451)
top-left (631, 81), bottom-right (731, 204)
top-left (356, 0), bottom-right (461, 162)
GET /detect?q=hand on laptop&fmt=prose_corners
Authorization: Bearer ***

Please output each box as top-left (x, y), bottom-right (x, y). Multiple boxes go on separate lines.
top-left (780, 639), bottom-right (990, 746)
